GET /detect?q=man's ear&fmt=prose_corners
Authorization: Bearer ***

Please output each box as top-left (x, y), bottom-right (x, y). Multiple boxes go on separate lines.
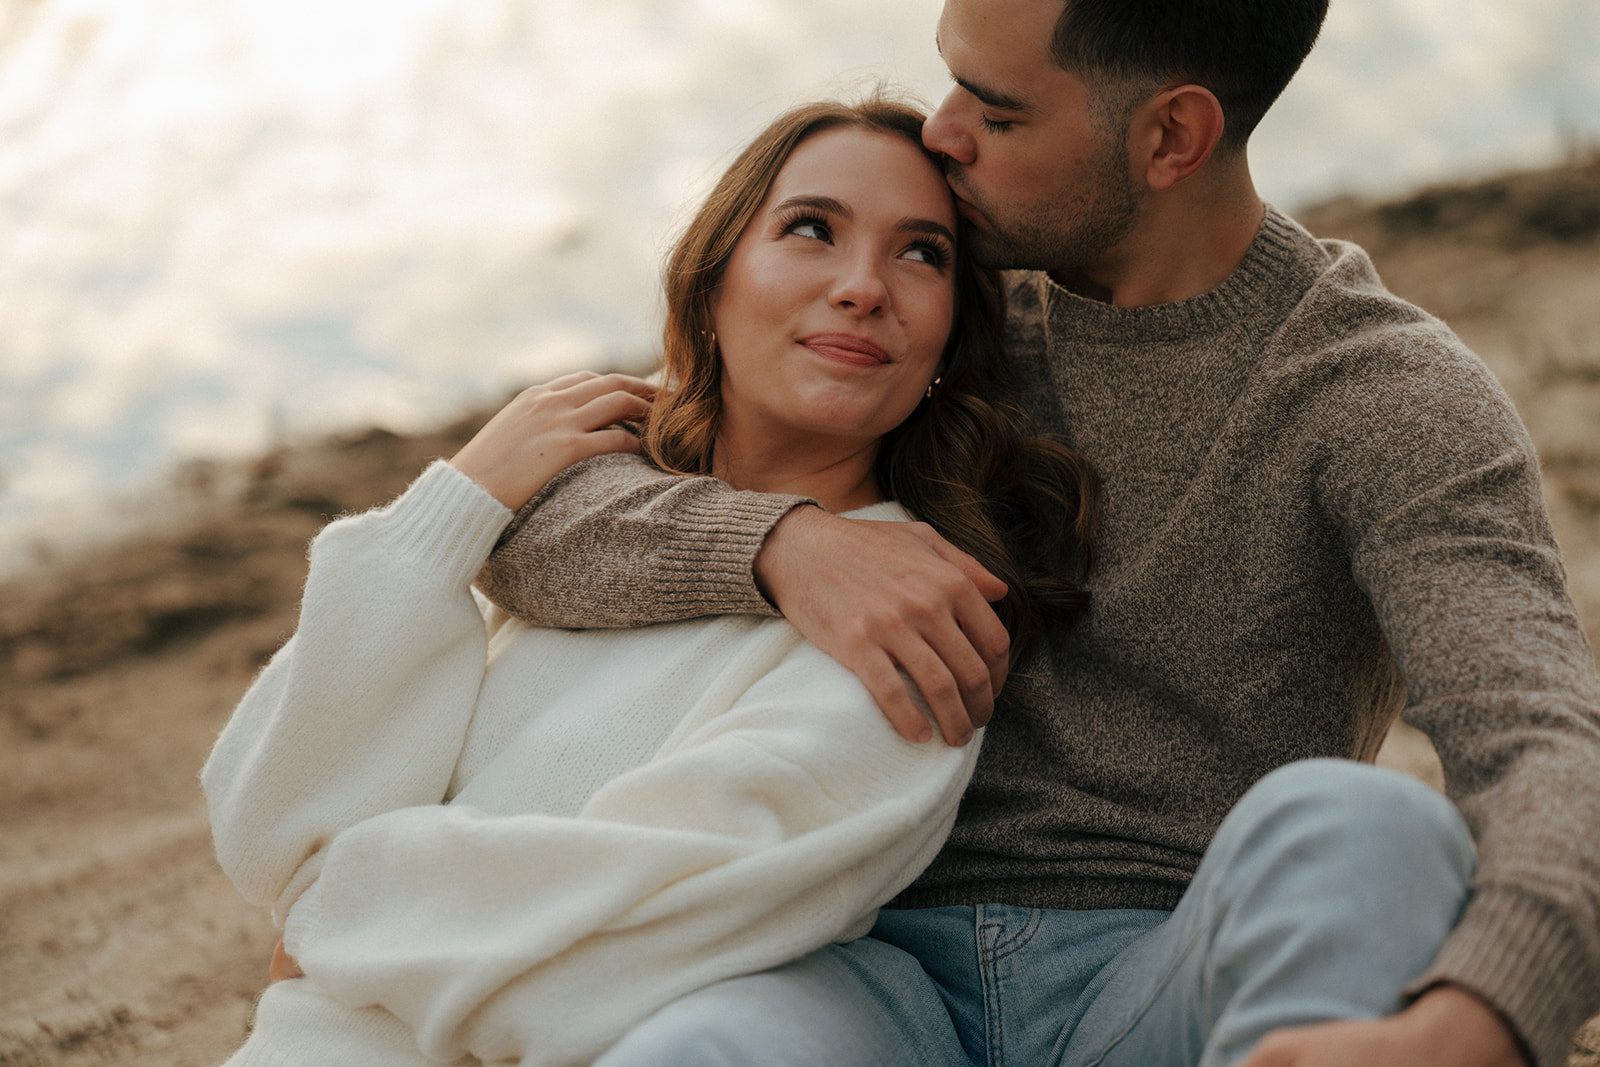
top-left (1132, 84), bottom-right (1226, 192)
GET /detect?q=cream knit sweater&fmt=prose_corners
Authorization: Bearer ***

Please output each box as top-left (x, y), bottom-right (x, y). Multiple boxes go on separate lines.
top-left (203, 461), bottom-right (979, 1067)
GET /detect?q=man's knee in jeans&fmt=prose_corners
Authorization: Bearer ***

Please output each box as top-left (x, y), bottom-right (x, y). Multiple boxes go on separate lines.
top-left (1217, 757), bottom-right (1473, 882)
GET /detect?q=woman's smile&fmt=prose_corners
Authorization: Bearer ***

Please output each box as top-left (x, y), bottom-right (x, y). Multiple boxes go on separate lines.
top-left (799, 332), bottom-right (893, 367)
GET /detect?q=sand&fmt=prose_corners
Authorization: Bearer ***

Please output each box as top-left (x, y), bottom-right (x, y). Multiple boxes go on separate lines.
top-left (2, 157), bottom-right (1598, 1065)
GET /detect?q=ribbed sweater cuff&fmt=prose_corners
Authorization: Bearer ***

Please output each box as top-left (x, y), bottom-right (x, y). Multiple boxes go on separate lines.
top-left (1405, 886), bottom-right (1599, 1067)
top-left (227, 979), bottom-right (425, 1067)
top-left (280, 871), bottom-right (325, 961)
top-left (646, 491), bottom-right (813, 619)
top-left (375, 461), bottom-right (513, 592)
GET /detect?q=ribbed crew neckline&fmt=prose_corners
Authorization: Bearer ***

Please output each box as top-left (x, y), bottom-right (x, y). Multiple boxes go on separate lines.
top-left (1033, 207), bottom-right (1321, 345)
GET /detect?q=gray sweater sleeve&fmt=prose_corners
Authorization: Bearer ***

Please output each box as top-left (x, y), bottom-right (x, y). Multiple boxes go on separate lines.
top-left (1316, 319), bottom-right (1600, 1067)
top-left (475, 452), bottom-right (813, 627)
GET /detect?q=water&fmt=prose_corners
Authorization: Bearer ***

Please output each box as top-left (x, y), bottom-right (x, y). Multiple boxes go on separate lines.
top-left (2, 0), bottom-right (1598, 566)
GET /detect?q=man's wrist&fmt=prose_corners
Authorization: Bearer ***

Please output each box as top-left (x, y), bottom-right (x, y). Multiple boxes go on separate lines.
top-left (753, 503), bottom-right (827, 608)
top-left (1408, 984), bottom-right (1530, 1067)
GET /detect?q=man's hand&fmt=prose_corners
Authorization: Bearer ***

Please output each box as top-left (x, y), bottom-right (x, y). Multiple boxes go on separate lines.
top-left (1240, 985), bottom-right (1528, 1067)
top-left (754, 505), bottom-right (1010, 745)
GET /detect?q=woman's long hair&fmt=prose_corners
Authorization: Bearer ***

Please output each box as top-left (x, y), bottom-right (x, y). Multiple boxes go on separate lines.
top-left (643, 95), bottom-right (1099, 676)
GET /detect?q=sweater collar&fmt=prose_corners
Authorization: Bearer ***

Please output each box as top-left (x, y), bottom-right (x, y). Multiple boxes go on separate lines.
top-left (1028, 206), bottom-right (1326, 345)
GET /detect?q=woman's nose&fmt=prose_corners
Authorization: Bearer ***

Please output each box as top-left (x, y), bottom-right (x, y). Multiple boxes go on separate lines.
top-left (923, 89), bottom-right (975, 166)
top-left (830, 254), bottom-right (889, 316)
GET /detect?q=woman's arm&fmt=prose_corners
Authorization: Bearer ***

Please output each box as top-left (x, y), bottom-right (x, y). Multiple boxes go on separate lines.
top-left (279, 631), bottom-right (980, 1067)
top-left (205, 373), bottom-right (654, 920)
top-left (202, 460), bottom-right (514, 916)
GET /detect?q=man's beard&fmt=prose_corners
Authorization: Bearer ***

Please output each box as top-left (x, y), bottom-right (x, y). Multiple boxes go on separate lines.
top-left (947, 149), bottom-right (1140, 274)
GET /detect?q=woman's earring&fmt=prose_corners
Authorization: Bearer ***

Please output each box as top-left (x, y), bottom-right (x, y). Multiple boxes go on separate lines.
top-left (701, 329), bottom-right (718, 353)
top-left (925, 376), bottom-right (942, 400)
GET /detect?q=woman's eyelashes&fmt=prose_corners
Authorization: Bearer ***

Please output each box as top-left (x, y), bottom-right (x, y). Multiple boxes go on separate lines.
top-left (903, 238), bottom-right (952, 269)
top-left (778, 209), bottom-right (833, 243)
top-left (776, 210), bottom-right (951, 269)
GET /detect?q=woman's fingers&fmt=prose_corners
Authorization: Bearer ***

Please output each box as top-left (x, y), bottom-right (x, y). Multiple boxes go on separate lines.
top-left (449, 372), bottom-right (657, 511)
top-left (575, 385), bottom-right (653, 433)
top-left (547, 371), bottom-right (657, 408)
top-left (268, 939), bottom-right (303, 982)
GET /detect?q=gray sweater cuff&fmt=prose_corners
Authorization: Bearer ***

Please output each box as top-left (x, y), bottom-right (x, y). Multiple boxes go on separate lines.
top-left (1406, 885), bottom-right (1598, 1067)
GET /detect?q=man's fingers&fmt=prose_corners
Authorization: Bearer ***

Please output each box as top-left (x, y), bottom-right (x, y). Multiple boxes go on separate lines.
top-left (915, 616), bottom-right (998, 734)
top-left (921, 527), bottom-right (1008, 603)
top-left (890, 639), bottom-right (976, 746)
top-left (949, 590), bottom-right (1010, 717)
top-left (846, 649), bottom-right (934, 744)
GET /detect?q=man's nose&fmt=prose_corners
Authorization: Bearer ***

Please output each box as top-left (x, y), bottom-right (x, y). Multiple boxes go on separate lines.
top-left (923, 89), bottom-right (976, 166)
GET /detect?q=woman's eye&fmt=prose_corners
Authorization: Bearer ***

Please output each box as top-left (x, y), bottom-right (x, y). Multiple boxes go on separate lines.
top-left (784, 218), bottom-right (832, 241)
top-left (902, 243), bottom-right (951, 268)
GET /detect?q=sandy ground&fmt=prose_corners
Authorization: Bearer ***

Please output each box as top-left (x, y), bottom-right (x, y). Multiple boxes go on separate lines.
top-left (2, 157), bottom-right (1598, 1065)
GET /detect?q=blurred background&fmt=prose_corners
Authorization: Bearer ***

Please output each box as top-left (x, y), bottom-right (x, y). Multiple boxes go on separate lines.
top-left (1, 0), bottom-right (1599, 570)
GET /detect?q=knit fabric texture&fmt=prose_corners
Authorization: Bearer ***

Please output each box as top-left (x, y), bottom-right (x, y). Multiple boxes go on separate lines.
top-left (481, 207), bottom-right (1600, 1067)
top-left (204, 462), bottom-right (978, 1067)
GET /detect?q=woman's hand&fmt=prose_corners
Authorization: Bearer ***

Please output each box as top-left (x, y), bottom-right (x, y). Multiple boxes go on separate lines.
top-left (450, 372), bottom-right (655, 510)
top-left (269, 939), bottom-right (304, 982)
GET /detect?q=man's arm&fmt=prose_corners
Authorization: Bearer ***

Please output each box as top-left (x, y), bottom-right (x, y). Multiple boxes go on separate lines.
top-left (479, 453), bottom-right (1010, 744)
top-left (1313, 327), bottom-right (1600, 1067)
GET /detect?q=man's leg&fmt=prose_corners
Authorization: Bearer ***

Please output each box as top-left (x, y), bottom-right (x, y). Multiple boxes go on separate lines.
top-left (1064, 758), bottom-right (1476, 1067)
top-left (592, 934), bottom-right (968, 1067)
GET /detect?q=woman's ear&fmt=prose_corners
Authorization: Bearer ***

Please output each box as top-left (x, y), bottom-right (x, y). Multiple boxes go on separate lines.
top-left (1132, 84), bottom-right (1226, 192)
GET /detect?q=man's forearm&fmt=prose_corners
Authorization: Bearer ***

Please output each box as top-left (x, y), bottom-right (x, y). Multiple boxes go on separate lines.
top-left (476, 452), bottom-right (811, 628)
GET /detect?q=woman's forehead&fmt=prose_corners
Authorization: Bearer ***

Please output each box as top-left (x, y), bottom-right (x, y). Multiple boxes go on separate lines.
top-left (765, 127), bottom-right (955, 224)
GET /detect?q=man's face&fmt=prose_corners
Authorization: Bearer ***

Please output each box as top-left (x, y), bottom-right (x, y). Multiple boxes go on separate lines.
top-left (923, 0), bottom-right (1141, 275)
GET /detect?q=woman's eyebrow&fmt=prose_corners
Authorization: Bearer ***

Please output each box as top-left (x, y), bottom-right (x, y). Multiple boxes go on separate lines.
top-left (900, 218), bottom-right (956, 245)
top-left (773, 194), bottom-right (850, 217)
top-left (774, 196), bottom-right (954, 246)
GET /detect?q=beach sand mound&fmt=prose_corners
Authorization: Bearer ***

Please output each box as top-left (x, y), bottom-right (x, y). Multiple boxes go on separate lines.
top-left (3, 158), bottom-right (1599, 1065)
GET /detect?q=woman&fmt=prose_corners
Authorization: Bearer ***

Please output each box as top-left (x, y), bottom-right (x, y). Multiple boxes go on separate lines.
top-left (204, 96), bottom-right (1097, 1067)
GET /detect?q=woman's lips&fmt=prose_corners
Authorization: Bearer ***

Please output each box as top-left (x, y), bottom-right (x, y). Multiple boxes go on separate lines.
top-left (800, 334), bottom-right (891, 366)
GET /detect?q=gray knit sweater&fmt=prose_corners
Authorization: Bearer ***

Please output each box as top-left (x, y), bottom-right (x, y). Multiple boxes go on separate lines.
top-left (477, 208), bottom-right (1600, 1067)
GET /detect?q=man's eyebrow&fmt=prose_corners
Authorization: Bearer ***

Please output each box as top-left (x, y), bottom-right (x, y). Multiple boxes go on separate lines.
top-left (954, 74), bottom-right (1030, 114)
top-left (935, 28), bottom-right (1031, 113)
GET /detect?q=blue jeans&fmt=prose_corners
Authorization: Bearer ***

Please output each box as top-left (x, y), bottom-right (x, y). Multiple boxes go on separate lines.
top-left (594, 760), bottom-right (1475, 1067)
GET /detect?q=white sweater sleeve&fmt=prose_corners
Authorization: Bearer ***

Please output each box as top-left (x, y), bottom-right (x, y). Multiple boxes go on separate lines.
top-left (281, 631), bottom-right (980, 1067)
top-left (202, 461), bottom-right (512, 918)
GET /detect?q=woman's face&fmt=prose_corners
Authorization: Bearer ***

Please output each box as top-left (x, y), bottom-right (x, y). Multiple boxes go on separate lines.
top-left (711, 126), bottom-right (957, 459)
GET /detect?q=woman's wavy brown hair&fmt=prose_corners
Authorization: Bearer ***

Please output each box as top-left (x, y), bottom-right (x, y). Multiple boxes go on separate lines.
top-left (644, 94), bottom-right (1099, 675)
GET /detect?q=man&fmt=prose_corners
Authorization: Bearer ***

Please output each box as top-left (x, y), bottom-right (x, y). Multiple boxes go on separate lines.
top-left (480, 0), bottom-right (1600, 1063)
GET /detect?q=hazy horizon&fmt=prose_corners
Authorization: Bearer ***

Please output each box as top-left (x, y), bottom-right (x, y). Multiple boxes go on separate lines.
top-left (2, 0), bottom-right (1597, 566)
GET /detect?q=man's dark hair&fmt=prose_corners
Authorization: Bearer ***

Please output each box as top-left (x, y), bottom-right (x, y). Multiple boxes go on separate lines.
top-left (1051, 0), bottom-right (1329, 150)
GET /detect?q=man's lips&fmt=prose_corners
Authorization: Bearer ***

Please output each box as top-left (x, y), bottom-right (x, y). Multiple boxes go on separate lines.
top-left (800, 334), bottom-right (891, 366)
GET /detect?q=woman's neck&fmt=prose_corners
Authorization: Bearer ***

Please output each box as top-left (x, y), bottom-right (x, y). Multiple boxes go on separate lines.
top-left (711, 428), bottom-right (883, 513)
